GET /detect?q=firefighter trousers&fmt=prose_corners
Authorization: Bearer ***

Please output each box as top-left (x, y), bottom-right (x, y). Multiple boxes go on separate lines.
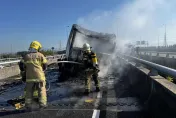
top-left (25, 81), bottom-right (47, 107)
top-left (85, 70), bottom-right (100, 92)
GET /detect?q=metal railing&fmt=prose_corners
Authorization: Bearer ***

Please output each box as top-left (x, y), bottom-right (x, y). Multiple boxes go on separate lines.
top-left (140, 51), bottom-right (176, 54)
top-left (121, 54), bottom-right (176, 79)
top-left (139, 51), bottom-right (176, 58)
top-left (0, 55), bottom-right (65, 65)
top-left (0, 58), bottom-right (20, 62)
top-left (0, 60), bottom-right (20, 65)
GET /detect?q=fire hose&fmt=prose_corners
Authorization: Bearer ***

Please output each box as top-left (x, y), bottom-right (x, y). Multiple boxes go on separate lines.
top-left (7, 61), bottom-right (96, 109)
top-left (50, 61), bottom-right (83, 65)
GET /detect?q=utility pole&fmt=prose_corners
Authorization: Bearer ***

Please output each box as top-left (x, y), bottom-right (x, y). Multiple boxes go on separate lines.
top-left (9, 44), bottom-right (12, 58)
top-left (51, 47), bottom-right (54, 56)
top-left (164, 24), bottom-right (167, 47)
top-left (158, 35), bottom-right (159, 48)
top-left (140, 36), bottom-right (142, 47)
top-left (146, 41), bottom-right (148, 47)
top-left (11, 44), bottom-right (12, 54)
top-left (59, 40), bottom-right (62, 51)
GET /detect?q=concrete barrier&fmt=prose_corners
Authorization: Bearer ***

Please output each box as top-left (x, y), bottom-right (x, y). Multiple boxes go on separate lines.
top-left (117, 57), bottom-right (176, 117)
top-left (0, 65), bottom-right (20, 80)
top-left (0, 58), bottom-right (59, 80)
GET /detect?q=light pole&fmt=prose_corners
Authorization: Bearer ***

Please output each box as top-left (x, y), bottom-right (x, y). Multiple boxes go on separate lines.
top-left (164, 24), bottom-right (167, 47)
top-left (11, 44), bottom-right (12, 54)
top-left (51, 47), bottom-right (54, 55)
top-left (158, 35), bottom-right (159, 48)
top-left (59, 40), bottom-right (62, 51)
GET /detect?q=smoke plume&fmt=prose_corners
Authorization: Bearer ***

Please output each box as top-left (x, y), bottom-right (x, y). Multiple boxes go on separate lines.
top-left (76, 0), bottom-right (176, 77)
top-left (77, 0), bottom-right (176, 46)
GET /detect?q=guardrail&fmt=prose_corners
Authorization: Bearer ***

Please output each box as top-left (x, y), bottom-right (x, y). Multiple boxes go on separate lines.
top-left (0, 58), bottom-right (20, 62)
top-left (0, 60), bottom-right (20, 65)
top-left (140, 51), bottom-right (176, 54)
top-left (121, 54), bottom-right (176, 79)
top-left (0, 54), bottom-right (65, 65)
top-left (139, 51), bottom-right (176, 58)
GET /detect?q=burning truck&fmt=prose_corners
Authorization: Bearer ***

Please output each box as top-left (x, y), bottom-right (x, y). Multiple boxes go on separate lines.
top-left (58, 24), bottom-right (116, 81)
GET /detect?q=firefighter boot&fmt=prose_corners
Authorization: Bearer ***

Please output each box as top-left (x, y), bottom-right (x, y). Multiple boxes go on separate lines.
top-left (39, 104), bottom-right (47, 110)
top-left (92, 73), bottom-right (100, 92)
top-left (38, 82), bottom-right (47, 110)
top-left (84, 89), bottom-right (90, 95)
top-left (96, 87), bottom-right (100, 92)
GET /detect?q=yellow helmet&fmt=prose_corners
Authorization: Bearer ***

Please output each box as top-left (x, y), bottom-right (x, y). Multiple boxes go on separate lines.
top-left (29, 41), bottom-right (42, 51)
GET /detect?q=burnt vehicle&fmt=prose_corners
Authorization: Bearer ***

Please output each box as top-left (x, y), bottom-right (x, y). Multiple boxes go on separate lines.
top-left (58, 24), bottom-right (116, 81)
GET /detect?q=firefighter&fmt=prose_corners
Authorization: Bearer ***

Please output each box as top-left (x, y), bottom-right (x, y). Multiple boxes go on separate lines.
top-left (19, 58), bottom-right (39, 100)
top-left (23, 41), bottom-right (47, 109)
top-left (82, 43), bottom-right (100, 95)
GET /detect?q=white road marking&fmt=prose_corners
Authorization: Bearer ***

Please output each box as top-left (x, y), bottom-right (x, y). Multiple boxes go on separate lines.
top-left (108, 80), bottom-right (114, 85)
top-left (92, 91), bottom-right (102, 118)
top-left (92, 109), bottom-right (100, 118)
top-left (106, 79), bottom-right (120, 117)
top-left (97, 92), bottom-right (101, 99)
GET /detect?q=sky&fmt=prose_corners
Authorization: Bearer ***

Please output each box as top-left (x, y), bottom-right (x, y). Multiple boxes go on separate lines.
top-left (0, 0), bottom-right (176, 53)
top-left (77, 0), bottom-right (176, 47)
top-left (0, 0), bottom-right (124, 53)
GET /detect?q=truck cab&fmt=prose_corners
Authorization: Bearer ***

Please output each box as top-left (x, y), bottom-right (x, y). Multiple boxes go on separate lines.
top-left (58, 24), bottom-right (116, 81)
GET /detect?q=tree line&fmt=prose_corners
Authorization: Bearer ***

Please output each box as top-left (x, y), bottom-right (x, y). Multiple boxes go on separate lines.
top-left (0, 49), bottom-right (65, 58)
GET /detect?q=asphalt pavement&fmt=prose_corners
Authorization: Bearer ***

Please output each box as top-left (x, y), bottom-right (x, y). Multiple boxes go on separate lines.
top-left (0, 68), bottom-right (147, 118)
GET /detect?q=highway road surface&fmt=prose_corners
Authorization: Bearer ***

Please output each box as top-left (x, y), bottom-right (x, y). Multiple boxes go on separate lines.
top-left (0, 65), bottom-right (166, 118)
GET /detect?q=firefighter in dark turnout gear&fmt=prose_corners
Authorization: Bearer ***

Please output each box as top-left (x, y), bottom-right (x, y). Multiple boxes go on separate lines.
top-left (82, 43), bottom-right (100, 95)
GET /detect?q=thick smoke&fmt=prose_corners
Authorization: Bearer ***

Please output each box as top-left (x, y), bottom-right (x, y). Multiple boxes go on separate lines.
top-left (73, 33), bottom-right (87, 48)
top-left (72, 31), bottom-right (117, 77)
top-left (76, 0), bottom-right (176, 77)
top-left (77, 0), bottom-right (176, 45)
